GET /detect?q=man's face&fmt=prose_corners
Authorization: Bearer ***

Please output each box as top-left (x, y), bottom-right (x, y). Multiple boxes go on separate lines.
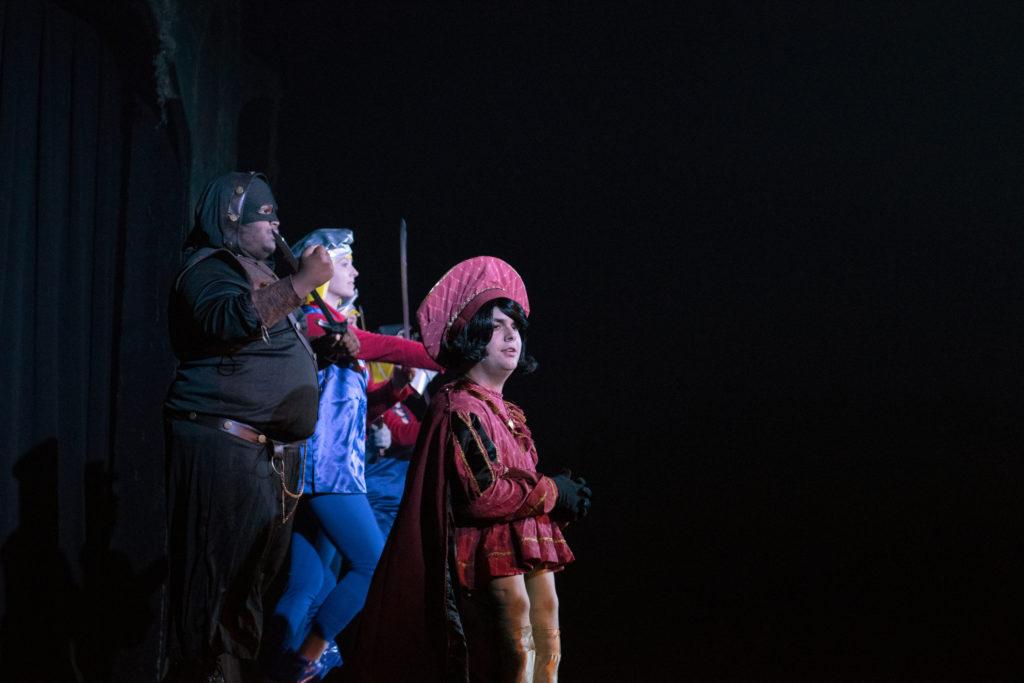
top-left (327, 254), bottom-right (358, 303)
top-left (237, 204), bottom-right (279, 259)
top-left (476, 306), bottom-right (521, 377)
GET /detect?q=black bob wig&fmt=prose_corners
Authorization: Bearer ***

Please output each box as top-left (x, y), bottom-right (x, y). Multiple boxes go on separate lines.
top-left (437, 297), bottom-right (537, 374)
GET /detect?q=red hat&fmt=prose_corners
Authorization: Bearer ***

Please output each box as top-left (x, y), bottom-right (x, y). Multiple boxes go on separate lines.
top-left (417, 256), bottom-right (530, 361)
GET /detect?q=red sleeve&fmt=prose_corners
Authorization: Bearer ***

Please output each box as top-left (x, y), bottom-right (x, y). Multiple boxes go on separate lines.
top-left (448, 410), bottom-right (557, 522)
top-left (380, 407), bottom-right (422, 447)
top-left (366, 379), bottom-right (412, 422)
top-left (303, 306), bottom-right (343, 339)
top-left (352, 328), bottom-right (441, 370)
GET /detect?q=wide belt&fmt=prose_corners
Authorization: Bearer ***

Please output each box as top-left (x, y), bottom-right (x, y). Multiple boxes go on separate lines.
top-left (169, 410), bottom-right (296, 453)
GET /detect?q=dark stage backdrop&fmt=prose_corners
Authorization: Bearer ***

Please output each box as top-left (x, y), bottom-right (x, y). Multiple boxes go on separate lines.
top-left (2, 1), bottom-right (1022, 681)
top-left (260, 3), bottom-right (1021, 680)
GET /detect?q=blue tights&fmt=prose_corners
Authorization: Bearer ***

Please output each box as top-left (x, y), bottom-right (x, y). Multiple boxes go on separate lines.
top-left (274, 493), bottom-right (385, 650)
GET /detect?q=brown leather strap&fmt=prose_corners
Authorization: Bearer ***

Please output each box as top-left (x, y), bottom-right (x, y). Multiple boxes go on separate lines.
top-left (168, 410), bottom-right (270, 445)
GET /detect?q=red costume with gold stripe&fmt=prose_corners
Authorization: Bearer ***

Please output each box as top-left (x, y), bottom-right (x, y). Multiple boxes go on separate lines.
top-left (445, 379), bottom-right (573, 588)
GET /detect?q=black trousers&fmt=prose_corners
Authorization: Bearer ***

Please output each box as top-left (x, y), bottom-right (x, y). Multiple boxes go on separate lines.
top-left (164, 418), bottom-right (301, 680)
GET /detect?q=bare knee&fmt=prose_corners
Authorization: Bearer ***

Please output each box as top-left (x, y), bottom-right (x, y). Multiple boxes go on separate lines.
top-left (488, 575), bottom-right (531, 625)
top-left (525, 571), bottom-right (559, 627)
top-left (530, 586), bottom-right (557, 616)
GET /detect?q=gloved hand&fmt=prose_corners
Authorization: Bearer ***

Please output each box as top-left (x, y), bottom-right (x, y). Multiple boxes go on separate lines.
top-left (367, 421), bottom-right (392, 452)
top-left (365, 421), bottom-right (392, 465)
top-left (549, 472), bottom-right (592, 522)
top-left (311, 327), bottom-right (360, 368)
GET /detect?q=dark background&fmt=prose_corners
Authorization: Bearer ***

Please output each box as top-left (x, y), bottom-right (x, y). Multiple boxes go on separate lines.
top-left (2, 1), bottom-right (1020, 680)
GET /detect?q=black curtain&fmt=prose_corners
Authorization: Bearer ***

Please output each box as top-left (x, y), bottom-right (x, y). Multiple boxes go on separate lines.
top-left (268, 4), bottom-right (1024, 679)
top-left (1, 2), bottom-right (184, 680)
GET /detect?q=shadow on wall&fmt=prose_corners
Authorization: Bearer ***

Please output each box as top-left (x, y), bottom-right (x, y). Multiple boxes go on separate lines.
top-left (76, 461), bottom-right (167, 681)
top-left (0, 439), bottom-right (78, 680)
top-left (0, 441), bottom-right (166, 682)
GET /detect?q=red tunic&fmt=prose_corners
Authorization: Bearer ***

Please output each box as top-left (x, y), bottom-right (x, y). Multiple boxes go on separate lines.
top-left (446, 380), bottom-right (574, 588)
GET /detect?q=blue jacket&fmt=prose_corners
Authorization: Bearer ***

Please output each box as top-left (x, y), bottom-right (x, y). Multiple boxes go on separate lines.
top-left (304, 360), bottom-right (367, 494)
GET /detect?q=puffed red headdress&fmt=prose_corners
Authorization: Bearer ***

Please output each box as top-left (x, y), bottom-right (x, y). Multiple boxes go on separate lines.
top-left (417, 256), bottom-right (530, 361)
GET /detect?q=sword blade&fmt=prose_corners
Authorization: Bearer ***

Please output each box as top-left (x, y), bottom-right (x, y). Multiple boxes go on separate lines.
top-left (400, 218), bottom-right (411, 337)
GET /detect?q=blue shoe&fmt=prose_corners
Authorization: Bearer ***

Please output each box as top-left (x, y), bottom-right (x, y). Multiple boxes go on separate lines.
top-left (269, 651), bottom-right (322, 683)
top-left (312, 640), bottom-right (342, 680)
top-left (296, 658), bottom-right (324, 683)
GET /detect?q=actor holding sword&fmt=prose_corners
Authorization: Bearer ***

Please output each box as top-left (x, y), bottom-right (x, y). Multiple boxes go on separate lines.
top-left (163, 172), bottom-right (334, 682)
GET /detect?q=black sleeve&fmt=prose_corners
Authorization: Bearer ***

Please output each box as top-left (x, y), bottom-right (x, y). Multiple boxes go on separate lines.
top-left (447, 410), bottom-right (558, 522)
top-left (178, 257), bottom-right (264, 343)
top-left (451, 411), bottom-right (499, 495)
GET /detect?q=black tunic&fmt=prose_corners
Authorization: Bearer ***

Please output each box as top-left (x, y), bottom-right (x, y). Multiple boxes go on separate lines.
top-left (165, 254), bottom-right (318, 440)
top-left (164, 250), bottom-right (318, 672)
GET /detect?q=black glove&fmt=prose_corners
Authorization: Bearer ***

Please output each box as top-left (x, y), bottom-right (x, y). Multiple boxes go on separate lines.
top-left (549, 472), bottom-right (592, 522)
top-left (310, 329), bottom-right (357, 368)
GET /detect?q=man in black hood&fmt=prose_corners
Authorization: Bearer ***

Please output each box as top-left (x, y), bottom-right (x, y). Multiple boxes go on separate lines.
top-left (164, 172), bottom-right (333, 682)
